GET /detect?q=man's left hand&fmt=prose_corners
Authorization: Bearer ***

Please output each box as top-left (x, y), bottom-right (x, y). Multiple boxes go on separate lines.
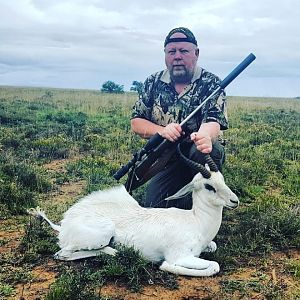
top-left (190, 131), bottom-right (212, 154)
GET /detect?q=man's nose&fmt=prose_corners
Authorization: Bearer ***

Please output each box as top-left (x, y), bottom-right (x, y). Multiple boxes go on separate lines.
top-left (174, 50), bottom-right (182, 60)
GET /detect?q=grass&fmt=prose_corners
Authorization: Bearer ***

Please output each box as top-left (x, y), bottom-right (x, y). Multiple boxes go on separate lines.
top-left (220, 276), bottom-right (287, 299)
top-left (287, 259), bottom-right (300, 279)
top-left (0, 284), bottom-right (15, 298)
top-left (0, 86), bottom-right (299, 299)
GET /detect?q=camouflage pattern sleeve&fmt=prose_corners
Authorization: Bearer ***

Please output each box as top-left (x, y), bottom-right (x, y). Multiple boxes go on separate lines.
top-left (131, 73), bottom-right (157, 120)
top-left (197, 71), bottom-right (228, 130)
top-left (204, 90), bottom-right (228, 130)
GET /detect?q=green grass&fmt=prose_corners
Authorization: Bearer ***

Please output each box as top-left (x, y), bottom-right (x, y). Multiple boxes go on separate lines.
top-left (220, 276), bottom-right (286, 299)
top-left (287, 259), bottom-right (300, 279)
top-left (44, 245), bottom-right (178, 300)
top-left (0, 86), bottom-right (299, 298)
top-left (0, 284), bottom-right (15, 298)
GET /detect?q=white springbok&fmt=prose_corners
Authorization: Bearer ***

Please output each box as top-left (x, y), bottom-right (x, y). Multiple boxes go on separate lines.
top-left (29, 149), bottom-right (239, 277)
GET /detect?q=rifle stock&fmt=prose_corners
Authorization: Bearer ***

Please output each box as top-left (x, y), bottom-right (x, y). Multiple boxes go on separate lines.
top-left (113, 132), bottom-right (165, 181)
top-left (134, 138), bottom-right (176, 179)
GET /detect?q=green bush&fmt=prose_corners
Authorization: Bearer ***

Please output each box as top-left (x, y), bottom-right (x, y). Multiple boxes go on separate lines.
top-left (66, 156), bottom-right (119, 191)
top-left (20, 217), bottom-right (60, 259)
top-left (0, 181), bottom-right (37, 214)
top-left (215, 203), bottom-right (300, 261)
top-left (2, 162), bottom-right (51, 192)
top-left (0, 160), bottom-right (51, 214)
top-left (45, 269), bottom-right (98, 300)
top-left (32, 135), bottom-right (71, 159)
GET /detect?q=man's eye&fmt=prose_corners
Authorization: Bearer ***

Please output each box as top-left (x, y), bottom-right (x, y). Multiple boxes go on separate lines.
top-left (180, 50), bottom-right (189, 54)
top-left (168, 50), bottom-right (176, 55)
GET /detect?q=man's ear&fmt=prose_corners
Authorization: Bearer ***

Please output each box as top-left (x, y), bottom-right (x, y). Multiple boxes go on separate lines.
top-left (195, 48), bottom-right (200, 57)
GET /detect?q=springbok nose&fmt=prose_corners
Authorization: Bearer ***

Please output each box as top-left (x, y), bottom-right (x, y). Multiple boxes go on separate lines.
top-left (230, 198), bottom-right (239, 207)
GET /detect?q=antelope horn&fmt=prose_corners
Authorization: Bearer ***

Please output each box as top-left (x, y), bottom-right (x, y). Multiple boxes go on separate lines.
top-left (204, 155), bottom-right (219, 172)
top-left (177, 143), bottom-right (211, 179)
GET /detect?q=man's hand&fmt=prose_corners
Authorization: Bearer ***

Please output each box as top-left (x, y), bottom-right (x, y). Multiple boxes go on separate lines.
top-left (190, 131), bottom-right (212, 154)
top-left (160, 123), bottom-right (183, 142)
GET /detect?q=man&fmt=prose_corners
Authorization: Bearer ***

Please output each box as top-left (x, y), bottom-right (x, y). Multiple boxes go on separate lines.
top-left (131, 27), bottom-right (228, 209)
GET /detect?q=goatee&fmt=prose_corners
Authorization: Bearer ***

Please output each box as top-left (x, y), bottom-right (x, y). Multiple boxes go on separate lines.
top-left (170, 66), bottom-right (193, 84)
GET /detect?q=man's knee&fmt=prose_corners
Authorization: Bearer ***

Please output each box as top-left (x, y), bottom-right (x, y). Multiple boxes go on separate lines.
top-left (210, 141), bottom-right (225, 170)
top-left (144, 162), bottom-right (193, 209)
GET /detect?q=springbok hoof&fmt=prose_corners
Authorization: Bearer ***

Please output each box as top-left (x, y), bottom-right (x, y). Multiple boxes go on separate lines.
top-left (204, 241), bottom-right (217, 253)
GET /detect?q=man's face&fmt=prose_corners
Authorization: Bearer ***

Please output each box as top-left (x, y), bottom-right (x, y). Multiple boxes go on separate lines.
top-left (164, 32), bottom-right (199, 84)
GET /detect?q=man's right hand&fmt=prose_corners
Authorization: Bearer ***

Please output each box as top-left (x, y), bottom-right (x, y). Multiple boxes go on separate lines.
top-left (159, 123), bottom-right (183, 142)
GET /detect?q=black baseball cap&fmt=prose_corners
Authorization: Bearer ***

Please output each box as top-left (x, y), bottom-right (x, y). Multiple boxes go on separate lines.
top-left (164, 27), bottom-right (198, 47)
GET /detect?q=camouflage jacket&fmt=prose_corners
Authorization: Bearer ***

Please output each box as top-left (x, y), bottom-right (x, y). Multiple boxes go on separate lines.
top-left (131, 66), bottom-right (228, 134)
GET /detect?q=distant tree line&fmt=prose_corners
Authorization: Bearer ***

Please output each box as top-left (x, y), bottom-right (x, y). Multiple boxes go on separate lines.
top-left (100, 80), bottom-right (143, 95)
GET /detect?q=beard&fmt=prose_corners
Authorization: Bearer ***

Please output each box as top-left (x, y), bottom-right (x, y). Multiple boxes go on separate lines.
top-left (170, 65), bottom-right (194, 84)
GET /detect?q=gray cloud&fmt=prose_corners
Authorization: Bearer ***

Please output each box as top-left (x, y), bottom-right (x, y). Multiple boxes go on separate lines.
top-left (0, 0), bottom-right (299, 97)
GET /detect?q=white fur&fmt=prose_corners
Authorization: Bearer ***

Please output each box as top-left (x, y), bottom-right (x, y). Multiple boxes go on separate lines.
top-left (28, 170), bottom-right (239, 277)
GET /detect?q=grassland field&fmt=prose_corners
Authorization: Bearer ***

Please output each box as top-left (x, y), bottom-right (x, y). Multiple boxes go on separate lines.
top-left (0, 86), bottom-right (299, 300)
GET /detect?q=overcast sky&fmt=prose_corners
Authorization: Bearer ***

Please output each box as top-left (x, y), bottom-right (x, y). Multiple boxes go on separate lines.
top-left (0, 0), bottom-right (299, 97)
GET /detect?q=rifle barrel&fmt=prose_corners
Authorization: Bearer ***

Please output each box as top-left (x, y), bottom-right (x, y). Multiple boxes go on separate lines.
top-left (180, 53), bottom-right (256, 127)
top-left (180, 87), bottom-right (221, 126)
top-left (220, 53), bottom-right (256, 89)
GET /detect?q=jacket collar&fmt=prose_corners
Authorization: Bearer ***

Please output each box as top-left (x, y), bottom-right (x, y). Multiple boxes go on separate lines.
top-left (160, 66), bottom-right (203, 84)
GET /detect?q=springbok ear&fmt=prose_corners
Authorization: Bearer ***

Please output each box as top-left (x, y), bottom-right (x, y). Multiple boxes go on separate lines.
top-left (164, 182), bottom-right (194, 201)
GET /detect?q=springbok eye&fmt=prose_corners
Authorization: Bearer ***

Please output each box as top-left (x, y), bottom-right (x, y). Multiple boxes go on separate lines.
top-left (204, 184), bottom-right (216, 193)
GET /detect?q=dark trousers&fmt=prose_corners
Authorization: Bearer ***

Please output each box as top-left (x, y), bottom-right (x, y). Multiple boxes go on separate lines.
top-left (144, 141), bottom-right (225, 209)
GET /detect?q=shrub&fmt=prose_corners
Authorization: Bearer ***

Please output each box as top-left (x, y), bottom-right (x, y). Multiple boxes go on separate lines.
top-left (32, 135), bottom-right (71, 159)
top-left (0, 160), bottom-right (51, 214)
top-left (1, 162), bottom-right (51, 192)
top-left (0, 181), bottom-right (37, 214)
top-left (101, 81), bottom-right (124, 94)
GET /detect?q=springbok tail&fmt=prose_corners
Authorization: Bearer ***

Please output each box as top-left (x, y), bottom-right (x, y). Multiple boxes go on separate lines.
top-left (27, 206), bottom-right (61, 232)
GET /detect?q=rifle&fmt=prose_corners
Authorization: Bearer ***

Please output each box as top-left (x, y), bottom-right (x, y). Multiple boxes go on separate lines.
top-left (113, 53), bottom-right (256, 192)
